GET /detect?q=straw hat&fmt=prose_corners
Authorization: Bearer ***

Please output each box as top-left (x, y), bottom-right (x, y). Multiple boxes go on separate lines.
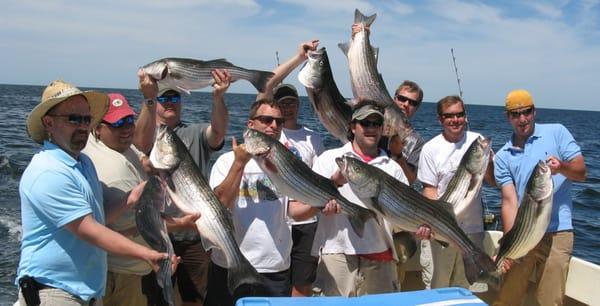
top-left (27, 80), bottom-right (109, 144)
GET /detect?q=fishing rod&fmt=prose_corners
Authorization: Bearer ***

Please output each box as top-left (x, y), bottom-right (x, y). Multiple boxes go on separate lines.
top-left (450, 48), bottom-right (463, 98)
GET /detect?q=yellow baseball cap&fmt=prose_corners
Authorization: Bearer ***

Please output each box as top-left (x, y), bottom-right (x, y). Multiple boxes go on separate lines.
top-left (505, 89), bottom-right (534, 111)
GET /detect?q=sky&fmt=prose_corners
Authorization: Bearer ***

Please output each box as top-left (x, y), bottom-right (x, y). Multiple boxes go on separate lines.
top-left (1, 0), bottom-right (599, 111)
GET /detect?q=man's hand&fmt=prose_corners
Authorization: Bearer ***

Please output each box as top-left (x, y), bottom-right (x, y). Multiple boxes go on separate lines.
top-left (330, 170), bottom-right (347, 187)
top-left (232, 137), bottom-right (252, 166)
top-left (415, 224), bottom-right (433, 240)
top-left (351, 23), bottom-right (370, 39)
top-left (299, 40), bottom-right (319, 60)
top-left (498, 257), bottom-right (514, 274)
top-left (321, 199), bottom-right (341, 216)
top-left (212, 69), bottom-right (231, 98)
top-left (126, 181), bottom-right (148, 209)
top-left (164, 213), bottom-right (201, 231)
top-left (546, 155), bottom-right (562, 175)
top-left (138, 69), bottom-right (158, 99)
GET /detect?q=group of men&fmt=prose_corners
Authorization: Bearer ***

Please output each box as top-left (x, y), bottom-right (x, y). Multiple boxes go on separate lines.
top-left (15, 36), bottom-right (587, 306)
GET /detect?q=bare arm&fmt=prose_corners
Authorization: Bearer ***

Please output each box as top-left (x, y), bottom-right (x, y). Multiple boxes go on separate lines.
top-left (65, 214), bottom-right (167, 270)
top-left (547, 154), bottom-right (587, 182)
top-left (421, 184), bottom-right (438, 200)
top-left (256, 40), bottom-right (319, 101)
top-left (500, 183), bottom-right (519, 234)
top-left (484, 151), bottom-right (497, 187)
top-left (288, 200), bottom-right (320, 221)
top-left (104, 181), bottom-right (146, 225)
top-left (213, 137), bottom-right (251, 209)
top-left (133, 69), bottom-right (158, 154)
top-left (206, 69), bottom-right (231, 150)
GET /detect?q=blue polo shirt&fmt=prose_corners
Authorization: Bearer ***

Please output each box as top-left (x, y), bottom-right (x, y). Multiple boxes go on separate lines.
top-left (16, 141), bottom-right (106, 301)
top-left (494, 123), bottom-right (582, 232)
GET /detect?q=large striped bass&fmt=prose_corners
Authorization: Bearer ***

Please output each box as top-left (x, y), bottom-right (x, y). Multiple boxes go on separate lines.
top-left (142, 57), bottom-right (274, 93)
top-left (298, 47), bottom-right (352, 144)
top-left (337, 156), bottom-right (496, 284)
top-left (338, 9), bottom-right (412, 138)
top-left (135, 175), bottom-right (175, 306)
top-left (440, 136), bottom-right (492, 217)
top-left (243, 128), bottom-right (375, 237)
top-left (149, 125), bottom-right (263, 294)
top-left (494, 161), bottom-right (553, 270)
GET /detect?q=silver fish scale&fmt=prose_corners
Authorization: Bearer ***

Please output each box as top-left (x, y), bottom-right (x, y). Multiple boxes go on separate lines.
top-left (169, 59), bottom-right (256, 83)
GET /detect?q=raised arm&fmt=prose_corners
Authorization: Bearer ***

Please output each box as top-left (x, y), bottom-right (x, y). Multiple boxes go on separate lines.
top-left (547, 154), bottom-right (587, 182)
top-left (256, 39), bottom-right (319, 100)
top-left (213, 137), bottom-right (251, 209)
top-left (206, 69), bottom-right (231, 150)
top-left (134, 69), bottom-right (158, 154)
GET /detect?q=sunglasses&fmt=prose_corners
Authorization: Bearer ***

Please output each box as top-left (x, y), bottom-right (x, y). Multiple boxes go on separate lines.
top-left (440, 111), bottom-right (466, 120)
top-left (103, 115), bottom-right (135, 128)
top-left (395, 94), bottom-right (419, 107)
top-left (508, 107), bottom-right (534, 119)
top-left (355, 118), bottom-right (384, 128)
top-left (157, 95), bottom-right (181, 104)
top-left (49, 114), bottom-right (92, 126)
top-left (252, 115), bottom-right (285, 126)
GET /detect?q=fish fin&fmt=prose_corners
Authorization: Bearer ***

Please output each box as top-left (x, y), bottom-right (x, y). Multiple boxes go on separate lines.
top-left (393, 231), bottom-right (418, 264)
top-left (354, 9), bottom-right (377, 27)
top-left (338, 42), bottom-right (350, 57)
top-left (158, 257), bottom-right (176, 305)
top-left (248, 71), bottom-right (275, 93)
top-left (463, 249), bottom-right (496, 285)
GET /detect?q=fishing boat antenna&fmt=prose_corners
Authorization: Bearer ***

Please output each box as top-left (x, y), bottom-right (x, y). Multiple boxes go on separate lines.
top-left (276, 51), bottom-right (280, 67)
top-left (451, 48), bottom-right (463, 98)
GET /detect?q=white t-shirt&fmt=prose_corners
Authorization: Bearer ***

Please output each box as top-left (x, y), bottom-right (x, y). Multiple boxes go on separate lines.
top-left (417, 131), bottom-right (484, 234)
top-left (311, 142), bottom-right (408, 259)
top-left (209, 151), bottom-right (292, 273)
top-left (280, 126), bottom-right (324, 225)
top-left (83, 136), bottom-right (151, 275)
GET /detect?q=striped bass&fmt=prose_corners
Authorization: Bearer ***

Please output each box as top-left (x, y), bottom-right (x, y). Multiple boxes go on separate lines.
top-left (494, 161), bottom-right (553, 270)
top-left (336, 155), bottom-right (496, 284)
top-left (298, 47), bottom-right (352, 144)
top-left (149, 125), bottom-right (263, 294)
top-left (135, 175), bottom-right (175, 306)
top-left (243, 128), bottom-right (375, 237)
top-left (440, 136), bottom-right (492, 216)
top-left (142, 57), bottom-right (274, 94)
top-left (338, 9), bottom-right (412, 138)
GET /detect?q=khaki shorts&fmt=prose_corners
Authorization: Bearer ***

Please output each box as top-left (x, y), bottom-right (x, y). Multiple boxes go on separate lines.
top-left (103, 271), bottom-right (146, 306)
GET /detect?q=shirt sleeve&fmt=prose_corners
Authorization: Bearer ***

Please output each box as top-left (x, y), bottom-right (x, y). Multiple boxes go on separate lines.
top-left (556, 124), bottom-right (582, 161)
top-left (25, 170), bottom-right (92, 229)
top-left (311, 134), bottom-right (325, 167)
top-left (416, 144), bottom-right (438, 186)
top-left (312, 152), bottom-right (332, 178)
top-left (494, 151), bottom-right (513, 187)
top-left (209, 154), bottom-right (230, 189)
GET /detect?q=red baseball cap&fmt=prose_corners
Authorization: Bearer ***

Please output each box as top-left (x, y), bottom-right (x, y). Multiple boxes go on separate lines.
top-left (103, 93), bottom-right (136, 123)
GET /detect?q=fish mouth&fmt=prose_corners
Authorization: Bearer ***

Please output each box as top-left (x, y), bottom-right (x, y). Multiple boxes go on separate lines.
top-left (335, 157), bottom-right (347, 174)
top-left (307, 47), bottom-right (325, 59)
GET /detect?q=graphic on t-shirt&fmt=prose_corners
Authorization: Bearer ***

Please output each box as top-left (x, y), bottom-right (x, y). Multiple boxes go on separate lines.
top-left (284, 141), bottom-right (302, 160)
top-left (240, 176), bottom-right (279, 202)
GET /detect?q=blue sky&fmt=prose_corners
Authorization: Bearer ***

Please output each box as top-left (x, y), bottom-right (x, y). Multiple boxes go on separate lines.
top-left (1, 0), bottom-right (599, 111)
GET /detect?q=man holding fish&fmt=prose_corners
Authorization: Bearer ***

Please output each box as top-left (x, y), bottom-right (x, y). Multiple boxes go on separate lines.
top-left (493, 89), bottom-right (587, 306)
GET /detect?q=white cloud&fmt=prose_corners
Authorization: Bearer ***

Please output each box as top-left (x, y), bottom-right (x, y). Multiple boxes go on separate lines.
top-left (527, 2), bottom-right (563, 19)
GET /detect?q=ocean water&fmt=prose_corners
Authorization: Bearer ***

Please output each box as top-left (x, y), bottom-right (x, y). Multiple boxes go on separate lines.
top-left (0, 84), bottom-right (599, 303)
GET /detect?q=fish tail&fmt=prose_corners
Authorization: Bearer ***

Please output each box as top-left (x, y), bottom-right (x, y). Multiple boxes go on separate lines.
top-left (354, 9), bottom-right (376, 26)
top-left (158, 258), bottom-right (176, 305)
top-left (249, 71), bottom-right (275, 93)
top-left (227, 260), bottom-right (267, 296)
top-left (347, 206), bottom-right (376, 238)
top-left (463, 249), bottom-right (496, 285)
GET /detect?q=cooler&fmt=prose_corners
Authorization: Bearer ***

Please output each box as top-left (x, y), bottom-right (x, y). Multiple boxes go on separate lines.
top-left (236, 287), bottom-right (487, 305)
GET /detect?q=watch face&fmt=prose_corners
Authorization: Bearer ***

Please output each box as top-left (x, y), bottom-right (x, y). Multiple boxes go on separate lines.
top-left (146, 99), bottom-right (155, 106)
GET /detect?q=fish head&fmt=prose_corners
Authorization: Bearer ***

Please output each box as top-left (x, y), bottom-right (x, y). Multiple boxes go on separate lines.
top-left (382, 105), bottom-right (412, 138)
top-left (298, 47), bottom-right (327, 89)
top-left (141, 175), bottom-right (167, 211)
top-left (527, 160), bottom-right (554, 201)
top-left (464, 136), bottom-right (492, 173)
top-left (243, 128), bottom-right (272, 157)
top-left (149, 125), bottom-right (181, 170)
top-left (336, 155), bottom-right (380, 198)
top-left (142, 59), bottom-right (169, 81)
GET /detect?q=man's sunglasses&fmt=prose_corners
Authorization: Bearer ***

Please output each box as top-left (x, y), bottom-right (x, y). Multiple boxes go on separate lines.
top-left (440, 111), bottom-right (466, 120)
top-left (508, 107), bottom-right (534, 119)
top-left (157, 95), bottom-right (181, 104)
top-left (395, 94), bottom-right (419, 107)
top-left (49, 114), bottom-right (92, 126)
top-left (252, 115), bottom-right (285, 126)
top-left (355, 118), bottom-right (384, 128)
top-left (102, 115), bottom-right (135, 128)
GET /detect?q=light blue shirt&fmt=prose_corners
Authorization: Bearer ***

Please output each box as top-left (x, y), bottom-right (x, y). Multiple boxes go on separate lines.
top-left (495, 123), bottom-right (582, 232)
top-left (16, 141), bottom-right (106, 301)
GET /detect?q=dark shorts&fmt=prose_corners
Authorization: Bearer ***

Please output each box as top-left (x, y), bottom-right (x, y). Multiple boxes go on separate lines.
top-left (290, 222), bottom-right (318, 286)
top-left (205, 262), bottom-right (291, 306)
top-left (172, 239), bottom-right (211, 302)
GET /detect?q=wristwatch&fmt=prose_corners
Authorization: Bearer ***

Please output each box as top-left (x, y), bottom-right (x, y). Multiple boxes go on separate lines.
top-left (144, 98), bottom-right (155, 106)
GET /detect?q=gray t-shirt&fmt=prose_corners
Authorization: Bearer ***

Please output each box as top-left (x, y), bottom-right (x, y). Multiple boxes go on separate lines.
top-left (403, 129), bottom-right (425, 170)
top-left (167, 122), bottom-right (223, 241)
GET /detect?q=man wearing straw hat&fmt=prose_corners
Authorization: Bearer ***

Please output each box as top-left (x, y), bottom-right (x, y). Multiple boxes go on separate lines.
top-left (15, 80), bottom-right (171, 306)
